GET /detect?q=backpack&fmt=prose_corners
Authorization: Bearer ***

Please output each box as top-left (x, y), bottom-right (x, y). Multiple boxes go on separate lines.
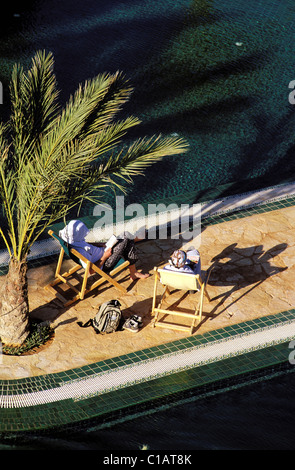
top-left (78, 299), bottom-right (122, 334)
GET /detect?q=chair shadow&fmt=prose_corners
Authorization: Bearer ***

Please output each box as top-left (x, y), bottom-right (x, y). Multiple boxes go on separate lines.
top-left (206, 242), bottom-right (288, 319)
top-left (32, 239), bottom-right (288, 337)
top-left (30, 239), bottom-right (153, 324)
top-left (32, 234), bottom-right (183, 329)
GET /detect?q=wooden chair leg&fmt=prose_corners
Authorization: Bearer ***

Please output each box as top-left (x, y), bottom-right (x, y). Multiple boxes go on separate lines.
top-left (80, 261), bottom-right (91, 300)
top-left (56, 247), bottom-right (64, 276)
top-left (45, 235), bottom-right (132, 305)
top-left (151, 271), bottom-right (159, 316)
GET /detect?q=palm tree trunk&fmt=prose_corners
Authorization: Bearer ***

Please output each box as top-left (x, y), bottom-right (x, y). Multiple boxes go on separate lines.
top-left (0, 257), bottom-right (30, 346)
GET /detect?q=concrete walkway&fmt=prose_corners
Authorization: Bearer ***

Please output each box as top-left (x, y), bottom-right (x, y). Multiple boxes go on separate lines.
top-left (0, 202), bottom-right (294, 380)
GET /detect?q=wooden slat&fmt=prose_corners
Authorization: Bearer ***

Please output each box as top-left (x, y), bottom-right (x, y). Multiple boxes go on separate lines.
top-left (153, 308), bottom-right (198, 319)
top-left (153, 321), bottom-right (191, 332)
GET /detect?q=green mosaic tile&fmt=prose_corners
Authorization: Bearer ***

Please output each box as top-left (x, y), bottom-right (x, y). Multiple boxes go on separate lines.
top-left (1, 192), bottom-right (295, 431)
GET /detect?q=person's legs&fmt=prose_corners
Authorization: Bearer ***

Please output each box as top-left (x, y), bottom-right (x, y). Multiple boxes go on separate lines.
top-left (103, 237), bottom-right (135, 269)
top-left (103, 236), bottom-right (149, 279)
top-left (128, 263), bottom-right (149, 280)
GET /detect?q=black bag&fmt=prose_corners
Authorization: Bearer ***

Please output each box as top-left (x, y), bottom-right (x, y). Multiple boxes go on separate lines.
top-left (78, 299), bottom-right (122, 334)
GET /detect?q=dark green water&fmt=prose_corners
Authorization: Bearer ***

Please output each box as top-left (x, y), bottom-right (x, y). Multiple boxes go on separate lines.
top-left (1, 0), bottom-right (295, 206)
top-left (1, 369), bottom-right (295, 450)
top-left (1, 0), bottom-right (295, 451)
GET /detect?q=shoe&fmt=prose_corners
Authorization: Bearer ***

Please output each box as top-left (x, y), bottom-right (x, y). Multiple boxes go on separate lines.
top-left (130, 315), bottom-right (143, 327)
top-left (123, 318), bottom-right (139, 333)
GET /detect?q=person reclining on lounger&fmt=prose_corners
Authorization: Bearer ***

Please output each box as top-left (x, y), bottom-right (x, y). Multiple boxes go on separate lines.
top-left (59, 219), bottom-right (149, 280)
top-left (164, 248), bottom-right (201, 276)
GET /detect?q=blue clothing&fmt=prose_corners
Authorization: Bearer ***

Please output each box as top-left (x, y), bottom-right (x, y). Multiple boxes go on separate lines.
top-left (59, 220), bottom-right (138, 270)
top-left (71, 241), bottom-right (104, 264)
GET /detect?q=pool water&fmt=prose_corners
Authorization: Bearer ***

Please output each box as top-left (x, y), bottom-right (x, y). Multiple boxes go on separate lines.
top-left (0, 0), bottom-right (295, 450)
top-left (1, 369), bottom-right (295, 450)
top-left (1, 0), bottom-right (295, 206)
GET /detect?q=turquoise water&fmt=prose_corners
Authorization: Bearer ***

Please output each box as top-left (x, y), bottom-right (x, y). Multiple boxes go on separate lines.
top-left (1, 0), bottom-right (295, 450)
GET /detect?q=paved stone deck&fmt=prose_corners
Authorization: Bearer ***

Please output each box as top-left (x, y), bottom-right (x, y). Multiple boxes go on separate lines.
top-left (0, 204), bottom-right (294, 380)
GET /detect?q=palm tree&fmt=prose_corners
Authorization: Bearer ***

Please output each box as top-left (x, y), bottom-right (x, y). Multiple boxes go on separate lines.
top-left (0, 50), bottom-right (188, 346)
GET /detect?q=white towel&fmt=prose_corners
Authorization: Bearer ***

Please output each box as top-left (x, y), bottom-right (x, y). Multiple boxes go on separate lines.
top-left (59, 220), bottom-right (104, 267)
top-left (59, 220), bottom-right (89, 244)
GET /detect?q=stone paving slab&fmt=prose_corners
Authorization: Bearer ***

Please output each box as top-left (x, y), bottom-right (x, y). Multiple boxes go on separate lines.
top-left (0, 204), bottom-right (294, 380)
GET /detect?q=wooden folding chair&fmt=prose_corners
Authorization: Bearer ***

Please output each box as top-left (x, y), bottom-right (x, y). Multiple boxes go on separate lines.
top-left (45, 230), bottom-right (130, 306)
top-left (151, 266), bottom-right (212, 334)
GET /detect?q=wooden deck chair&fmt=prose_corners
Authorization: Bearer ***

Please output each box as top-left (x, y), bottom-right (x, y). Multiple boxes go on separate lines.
top-left (45, 229), bottom-right (130, 306)
top-left (151, 266), bottom-right (212, 334)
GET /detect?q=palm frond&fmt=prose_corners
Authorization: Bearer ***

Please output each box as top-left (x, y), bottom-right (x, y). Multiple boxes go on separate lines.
top-left (45, 71), bottom-right (130, 159)
top-left (9, 63), bottom-right (27, 158)
top-left (0, 50), bottom-right (189, 261)
top-left (24, 50), bottom-right (60, 137)
top-left (0, 145), bottom-right (17, 256)
top-left (79, 71), bottom-right (134, 138)
top-left (99, 134), bottom-right (189, 183)
top-left (9, 51), bottom-right (59, 155)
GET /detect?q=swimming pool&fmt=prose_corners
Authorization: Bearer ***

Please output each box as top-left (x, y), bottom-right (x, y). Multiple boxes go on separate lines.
top-left (1, 0), bottom-right (295, 209)
top-left (2, 368), bottom-right (293, 450)
top-left (0, 0), bottom-right (295, 450)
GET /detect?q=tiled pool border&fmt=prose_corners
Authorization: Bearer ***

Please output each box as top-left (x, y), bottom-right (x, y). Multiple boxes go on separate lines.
top-left (0, 186), bottom-right (295, 432)
top-left (1, 180), bottom-right (295, 274)
top-left (0, 313), bottom-right (293, 433)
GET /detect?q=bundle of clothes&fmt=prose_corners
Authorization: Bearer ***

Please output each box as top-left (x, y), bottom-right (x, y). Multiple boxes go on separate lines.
top-left (165, 248), bottom-right (201, 275)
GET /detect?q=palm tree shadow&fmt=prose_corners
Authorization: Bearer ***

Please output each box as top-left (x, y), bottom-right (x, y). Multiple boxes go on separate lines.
top-left (29, 297), bottom-right (76, 327)
top-left (207, 242), bottom-right (288, 318)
